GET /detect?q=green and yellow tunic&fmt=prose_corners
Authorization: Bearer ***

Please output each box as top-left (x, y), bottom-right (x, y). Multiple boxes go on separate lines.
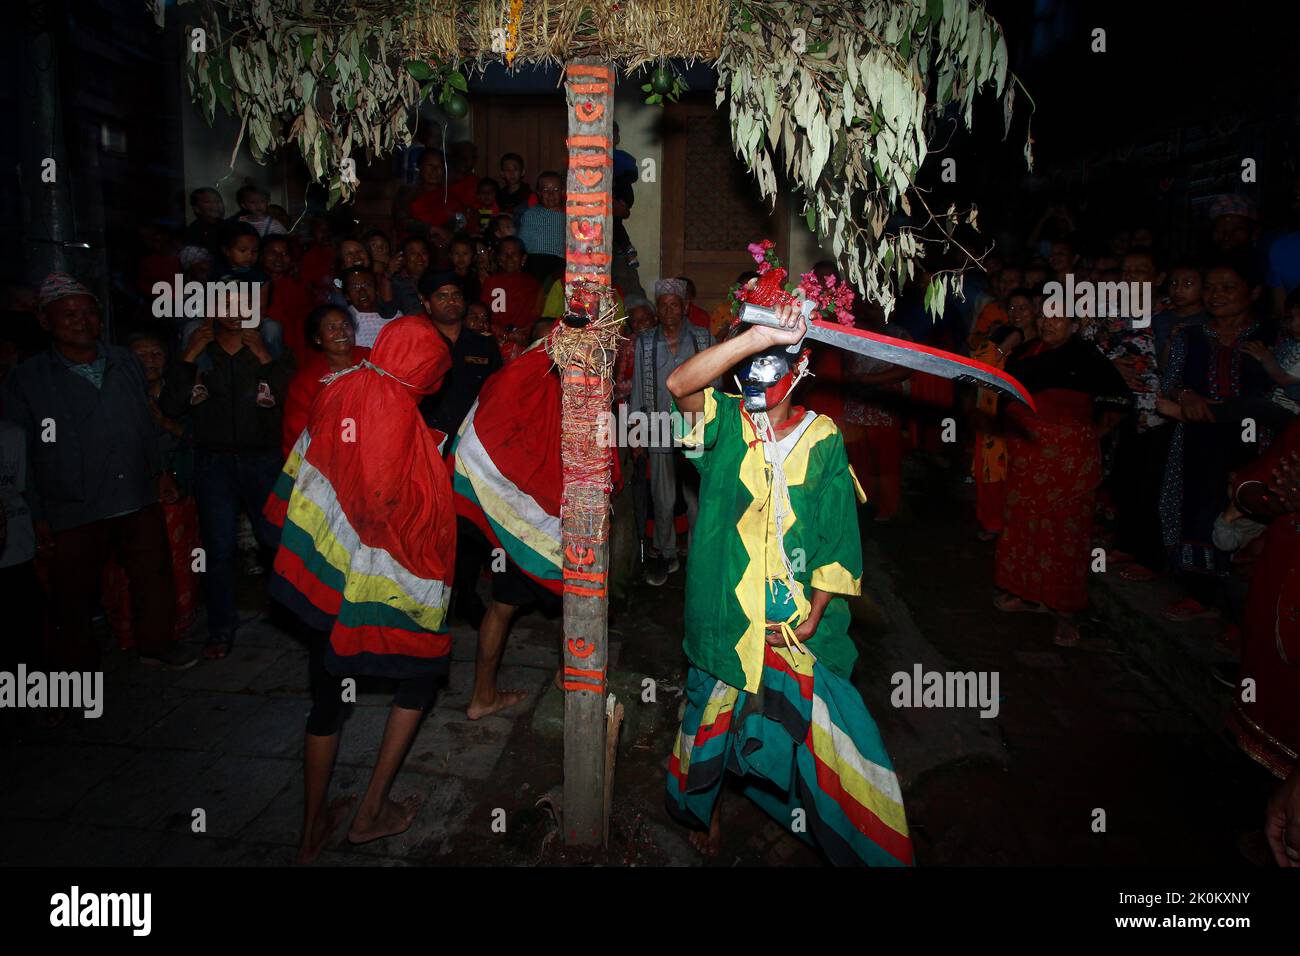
top-left (674, 387), bottom-right (867, 693)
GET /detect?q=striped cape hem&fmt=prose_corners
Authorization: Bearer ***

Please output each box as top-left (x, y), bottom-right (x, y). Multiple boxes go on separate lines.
top-left (666, 647), bottom-right (913, 867)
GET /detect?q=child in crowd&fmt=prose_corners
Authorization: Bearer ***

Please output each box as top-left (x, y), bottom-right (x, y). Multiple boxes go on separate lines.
top-left (1154, 258), bottom-right (1207, 367)
top-left (498, 152), bottom-right (536, 215)
top-left (449, 236), bottom-right (482, 304)
top-left (234, 184), bottom-right (287, 237)
top-left (475, 178), bottom-right (501, 235)
top-left (340, 265), bottom-right (401, 348)
top-left (185, 186), bottom-right (226, 254)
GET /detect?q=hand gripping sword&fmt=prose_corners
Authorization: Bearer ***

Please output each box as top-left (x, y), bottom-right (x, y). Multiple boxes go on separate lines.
top-left (740, 299), bottom-right (1036, 410)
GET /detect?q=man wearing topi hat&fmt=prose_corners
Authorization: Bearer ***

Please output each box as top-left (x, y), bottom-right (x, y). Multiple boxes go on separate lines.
top-left (3, 273), bottom-right (197, 679)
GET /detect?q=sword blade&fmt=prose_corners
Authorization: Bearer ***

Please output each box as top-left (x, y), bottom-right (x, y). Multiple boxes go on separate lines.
top-left (804, 321), bottom-right (1035, 409)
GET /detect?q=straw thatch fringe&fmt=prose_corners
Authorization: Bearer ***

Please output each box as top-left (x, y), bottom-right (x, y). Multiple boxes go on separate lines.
top-left (400, 0), bottom-right (726, 71)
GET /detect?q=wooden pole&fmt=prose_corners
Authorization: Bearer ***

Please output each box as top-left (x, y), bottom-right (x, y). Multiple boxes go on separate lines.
top-left (559, 57), bottom-right (615, 846)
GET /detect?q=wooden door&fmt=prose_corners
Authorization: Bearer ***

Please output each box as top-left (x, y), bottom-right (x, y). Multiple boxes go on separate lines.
top-left (472, 95), bottom-right (571, 185)
top-left (661, 98), bottom-right (789, 310)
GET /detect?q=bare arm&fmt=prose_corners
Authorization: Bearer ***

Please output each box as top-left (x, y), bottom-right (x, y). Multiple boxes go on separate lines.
top-left (666, 295), bottom-right (805, 413)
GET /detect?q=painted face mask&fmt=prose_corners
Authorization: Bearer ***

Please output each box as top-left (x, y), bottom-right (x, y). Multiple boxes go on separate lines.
top-left (737, 342), bottom-right (809, 413)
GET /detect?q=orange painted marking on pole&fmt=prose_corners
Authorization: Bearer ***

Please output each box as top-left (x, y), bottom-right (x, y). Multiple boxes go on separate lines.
top-left (566, 637), bottom-right (597, 658)
top-left (567, 252), bottom-right (611, 266)
top-left (563, 582), bottom-right (608, 598)
top-left (564, 666), bottom-right (605, 680)
top-left (564, 680), bottom-right (606, 693)
top-left (569, 83), bottom-right (611, 95)
top-left (571, 154), bottom-right (609, 168)
top-left (574, 169), bottom-right (604, 187)
top-left (566, 135), bottom-right (612, 149)
top-left (574, 101), bottom-right (605, 123)
top-left (570, 220), bottom-right (603, 242)
top-left (565, 544), bottom-right (596, 565)
top-left (566, 64), bottom-right (612, 79)
top-left (564, 568), bottom-right (607, 585)
top-left (567, 203), bottom-right (610, 217)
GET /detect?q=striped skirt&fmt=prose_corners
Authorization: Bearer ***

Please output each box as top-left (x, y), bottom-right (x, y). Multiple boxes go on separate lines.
top-left (667, 644), bottom-right (913, 866)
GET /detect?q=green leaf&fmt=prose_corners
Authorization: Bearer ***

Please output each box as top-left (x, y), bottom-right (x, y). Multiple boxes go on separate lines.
top-left (215, 81), bottom-right (233, 114)
top-left (805, 205), bottom-right (817, 232)
top-left (448, 71), bottom-right (468, 92)
top-left (299, 35), bottom-right (314, 62)
top-left (641, 83), bottom-right (652, 92)
top-left (405, 60), bottom-right (433, 81)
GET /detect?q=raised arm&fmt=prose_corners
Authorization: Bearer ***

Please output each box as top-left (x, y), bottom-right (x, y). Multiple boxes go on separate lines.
top-left (666, 297), bottom-right (805, 413)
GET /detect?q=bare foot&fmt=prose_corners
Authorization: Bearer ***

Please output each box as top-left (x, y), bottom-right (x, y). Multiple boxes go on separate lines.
top-left (347, 794), bottom-right (422, 845)
top-left (688, 815), bottom-right (722, 858)
top-left (466, 689), bottom-right (528, 720)
top-left (296, 795), bottom-right (356, 865)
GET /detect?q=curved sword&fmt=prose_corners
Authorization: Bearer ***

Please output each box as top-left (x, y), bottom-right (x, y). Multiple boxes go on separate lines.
top-left (740, 301), bottom-right (1036, 410)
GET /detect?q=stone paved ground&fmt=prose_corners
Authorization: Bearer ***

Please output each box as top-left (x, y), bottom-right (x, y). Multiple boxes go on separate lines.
top-left (0, 458), bottom-right (1279, 866)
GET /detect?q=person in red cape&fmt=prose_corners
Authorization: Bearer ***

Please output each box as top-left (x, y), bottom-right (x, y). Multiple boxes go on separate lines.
top-left (280, 305), bottom-right (371, 457)
top-left (264, 314), bottom-right (455, 864)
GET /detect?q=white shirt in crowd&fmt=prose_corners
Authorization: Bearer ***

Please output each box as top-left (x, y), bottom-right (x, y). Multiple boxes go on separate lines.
top-left (350, 306), bottom-right (395, 348)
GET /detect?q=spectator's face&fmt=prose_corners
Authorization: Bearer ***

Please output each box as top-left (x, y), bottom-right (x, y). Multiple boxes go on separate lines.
top-left (995, 268), bottom-right (1022, 299)
top-left (465, 303), bottom-right (491, 333)
top-left (130, 337), bottom-right (167, 382)
top-left (1006, 294), bottom-right (1035, 332)
top-left (261, 239), bottom-right (292, 275)
top-left (1130, 228), bottom-right (1154, 249)
top-left (473, 241), bottom-right (493, 272)
top-left (537, 176), bottom-right (563, 210)
top-left (1094, 256), bottom-right (1119, 275)
top-left (402, 240), bottom-right (429, 277)
top-left (343, 271), bottom-right (377, 311)
top-left (477, 183), bottom-right (497, 207)
top-left (422, 284), bottom-right (466, 325)
top-left (187, 259), bottom-right (213, 283)
top-left (367, 234), bottom-right (390, 263)
top-left (316, 309), bottom-right (356, 357)
top-left (656, 294), bottom-right (684, 329)
top-left (495, 241), bottom-right (524, 273)
top-left (1048, 243), bottom-right (1075, 277)
top-left (419, 155), bottom-right (445, 187)
top-left (193, 190), bottom-right (224, 221)
top-left (493, 217), bottom-right (515, 238)
top-left (500, 158), bottom-right (524, 188)
top-left (1121, 253), bottom-right (1161, 286)
top-left (225, 235), bottom-right (260, 269)
top-left (629, 305), bottom-right (656, 333)
top-left (1203, 267), bottom-right (1252, 319)
top-left (1166, 267), bottom-right (1202, 308)
top-left (1212, 214), bottom-right (1253, 251)
top-left (1108, 231), bottom-right (1131, 258)
top-left (241, 192), bottom-right (269, 217)
top-left (339, 240), bottom-right (369, 270)
top-left (1039, 311), bottom-right (1073, 347)
top-left (450, 241), bottom-right (474, 274)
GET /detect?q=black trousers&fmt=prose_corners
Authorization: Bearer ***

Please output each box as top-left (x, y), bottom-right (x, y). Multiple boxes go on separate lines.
top-left (1110, 422), bottom-right (1172, 571)
top-left (305, 627), bottom-right (438, 737)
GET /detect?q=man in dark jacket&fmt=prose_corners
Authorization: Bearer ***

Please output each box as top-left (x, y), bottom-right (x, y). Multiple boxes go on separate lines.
top-left (3, 273), bottom-right (195, 673)
top-left (160, 284), bottom-right (289, 659)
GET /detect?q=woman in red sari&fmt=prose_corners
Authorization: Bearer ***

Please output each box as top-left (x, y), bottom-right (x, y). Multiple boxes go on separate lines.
top-left (994, 309), bottom-right (1131, 645)
top-left (1227, 419), bottom-right (1300, 778)
top-left (281, 305), bottom-right (371, 457)
top-left (1225, 420), bottom-right (1300, 865)
top-left (971, 321), bottom-right (1026, 539)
